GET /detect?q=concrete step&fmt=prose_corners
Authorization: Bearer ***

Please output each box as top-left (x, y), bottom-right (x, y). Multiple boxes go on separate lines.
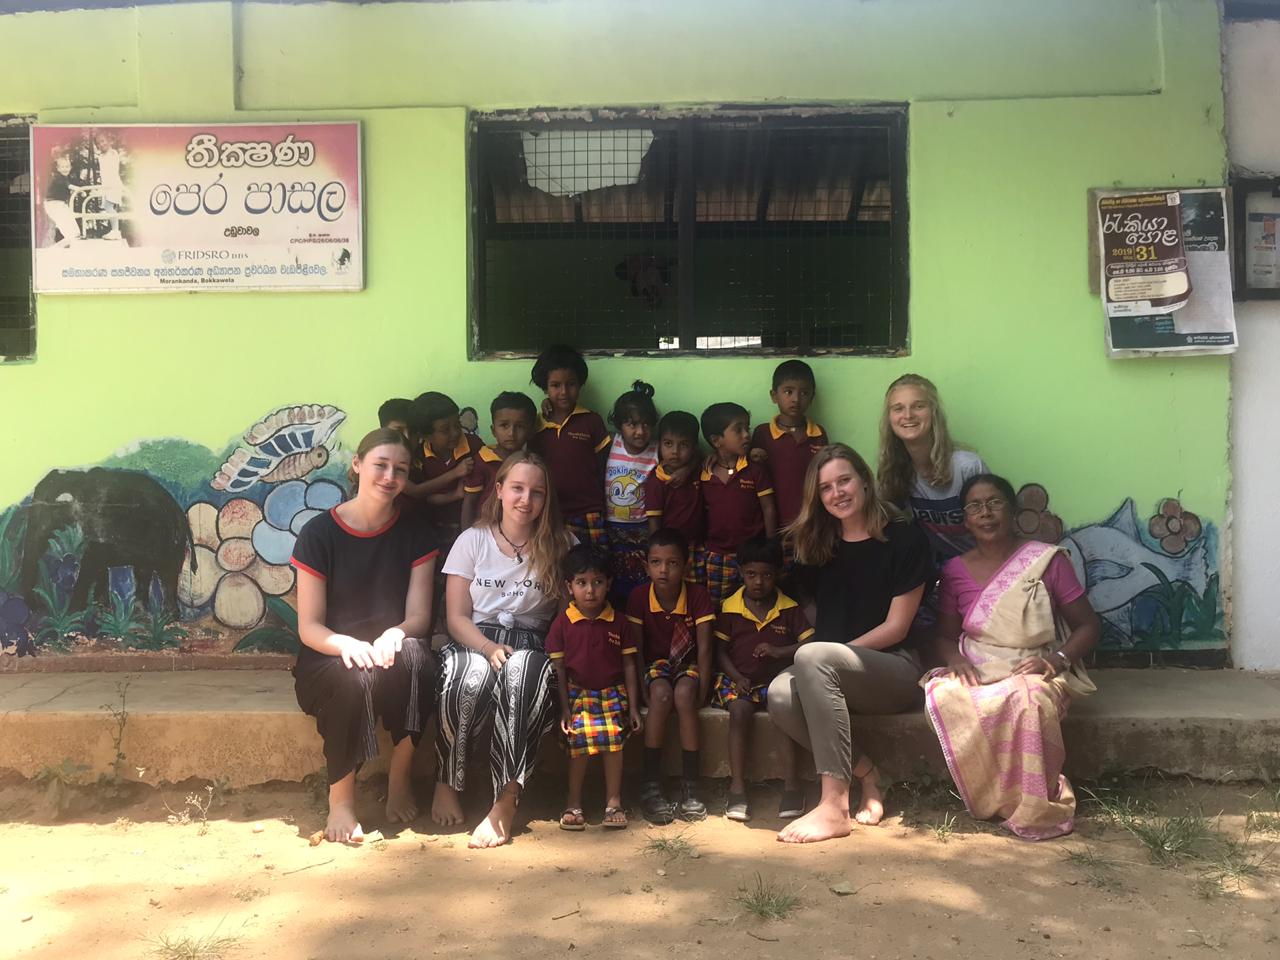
top-left (1, 669), bottom-right (1277, 789)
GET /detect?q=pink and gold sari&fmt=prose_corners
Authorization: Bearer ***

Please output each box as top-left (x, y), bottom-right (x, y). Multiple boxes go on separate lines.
top-left (922, 541), bottom-right (1095, 840)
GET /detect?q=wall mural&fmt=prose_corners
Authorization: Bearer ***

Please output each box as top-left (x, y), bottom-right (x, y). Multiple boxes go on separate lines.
top-left (0, 416), bottom-right (1227, 661)
top-left (1014, 484), bottom-right (1220, 651)
top-left (0, 403), bottom-right (349, 659)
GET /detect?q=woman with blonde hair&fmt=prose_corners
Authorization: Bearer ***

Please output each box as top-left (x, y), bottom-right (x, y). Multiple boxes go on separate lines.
top-left (431, 451), bottom-right (576, 848)
top-left (770, 444), bottom-right (932, 844)
top-left (877, 374), bottom-right (987, 568)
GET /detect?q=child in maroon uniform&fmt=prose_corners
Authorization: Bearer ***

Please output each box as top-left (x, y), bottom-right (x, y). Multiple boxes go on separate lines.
top-left (378, 397), bottom-right (413, 440)
top-left (644, 410), bottom-right (705, 584)
top-left (713, 536), bottom-right (813, 823)
top-left (751, 360), bottom-right (827, 531)
top-left (404, 391), bottom-right (482, 539)
top-left (625, 528), bottom-right (716, 824)
top-left (700, 402), bottom-right (778, 602)
top-left (528, 344), bottom-right (611, 547)
top-left (461, 391), bottom-right (537, 528)
top-left (547, 545), bottom-right (643, 830)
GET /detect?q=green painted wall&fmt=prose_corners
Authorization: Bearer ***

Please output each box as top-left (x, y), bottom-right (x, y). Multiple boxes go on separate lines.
top-left (0, 1), bottom-right (1230, 653)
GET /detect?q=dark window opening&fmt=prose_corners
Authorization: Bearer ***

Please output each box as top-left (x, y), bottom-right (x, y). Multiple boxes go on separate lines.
top-left (469, 110), bottom-right (908, 357)
top-left (0, 119), bottom-right (34, 362)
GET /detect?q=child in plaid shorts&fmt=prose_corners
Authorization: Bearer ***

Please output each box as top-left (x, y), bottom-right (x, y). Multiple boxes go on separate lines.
top-left (699, 402), bottom-right (778, 602)
top-left (625, 528), bottom-right (717, 825)
top-left (713, 536), bottom-right (812, 823)
top-left (547, 544), bottom-right (643, 831)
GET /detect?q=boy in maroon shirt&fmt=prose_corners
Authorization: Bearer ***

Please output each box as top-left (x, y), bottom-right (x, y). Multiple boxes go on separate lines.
top-left (528, 344), bottom-right (610, 546)
top-left (750, 360), bottom-right (828, 529)
top-left (644, 410), bottom-right (706, 584)
top-left (699, 402), bottom-right (778, 602)
top-left (625, 528), bottom-right (717, 824)
top-left (547, 545), bottom-right (643, 830)
top-left (713, 536), bottom-right (813, 822)
top-left (460, 391), bottom-right (537, 528)
top-left (405, 391), bottom-right (484, 541)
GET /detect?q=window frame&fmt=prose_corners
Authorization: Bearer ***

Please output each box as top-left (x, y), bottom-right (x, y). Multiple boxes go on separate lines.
top-left (0, 115), bottom-right (35, 364)
top-left (466, 105), bottom-right (909, 360)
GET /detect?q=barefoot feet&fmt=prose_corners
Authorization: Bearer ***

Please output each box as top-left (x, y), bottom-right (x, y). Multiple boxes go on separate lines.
top-left (469, 784), bottom-right (519, 849)
top-left (776, 800), bottom-right (852, 844)
top-left (325, 775), bottom-right (363, 843)
top-left (386, 740), bottom-right (420, 824)
top-left (853, 764), bottom-right (884, 826)
top-left (431, 782), bottom-right (465, 828)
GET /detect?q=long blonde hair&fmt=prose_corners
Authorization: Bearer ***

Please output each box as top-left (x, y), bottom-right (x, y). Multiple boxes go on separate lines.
top-left (784, 443), bottom-right (899, 566)
top-left (877, 373), bottom-right (956, 507)
top-left (478, 450), bottom-right (573, 597)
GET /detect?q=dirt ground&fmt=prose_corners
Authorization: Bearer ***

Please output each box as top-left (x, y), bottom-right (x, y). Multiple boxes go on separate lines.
top-left (1, 774), bottom-right (1277, 960)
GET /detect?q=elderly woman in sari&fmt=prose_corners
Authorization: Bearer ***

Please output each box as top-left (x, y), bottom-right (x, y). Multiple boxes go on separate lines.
top-left (923, 473), bottom-right (1099, 840)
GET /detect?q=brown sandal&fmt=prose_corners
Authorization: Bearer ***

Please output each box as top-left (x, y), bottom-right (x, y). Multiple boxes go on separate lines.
top-left (602, 806), bottom-right (628, 829)
top-left (559, 807), bottom-right (586, 831)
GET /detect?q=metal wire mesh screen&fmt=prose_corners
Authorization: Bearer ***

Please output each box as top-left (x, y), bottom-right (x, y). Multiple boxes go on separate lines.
top-left (471, 114), bottom-right (905, 356)
top-left (0, 121), bottom-right (34, 360)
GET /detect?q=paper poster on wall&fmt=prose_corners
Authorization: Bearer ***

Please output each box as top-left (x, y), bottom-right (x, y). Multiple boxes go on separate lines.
top-left (1245, 191), bottom-right (1280, 290)
top-left (30, 122), bottom-right (363, 293)
top-left (1097, 191), bottom-right (1191, 317)
top-left (1102, 188), bottom-right (1237, 357)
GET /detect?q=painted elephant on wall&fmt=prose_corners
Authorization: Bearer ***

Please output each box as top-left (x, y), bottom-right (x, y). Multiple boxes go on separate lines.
top-left (20, 468), bottom-right (194, 610)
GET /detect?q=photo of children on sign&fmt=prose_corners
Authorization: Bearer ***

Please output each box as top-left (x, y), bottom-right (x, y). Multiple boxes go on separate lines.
top-left (30, 122), bottom-right (363, 293)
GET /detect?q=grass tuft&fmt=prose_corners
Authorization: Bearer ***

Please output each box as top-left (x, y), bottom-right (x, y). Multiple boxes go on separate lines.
top-left (733, 873), bottom-right (801, 921)
top-left (149, 928), bottom-right (241, 960)
top-left (642, 829), bottom-right (698, 862)
top-left (932, 812), bottom-right (958, 843)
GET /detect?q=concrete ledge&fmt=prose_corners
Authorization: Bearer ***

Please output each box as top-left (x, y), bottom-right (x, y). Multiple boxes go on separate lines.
top-left (1, 669), bottom-right (1277, 788)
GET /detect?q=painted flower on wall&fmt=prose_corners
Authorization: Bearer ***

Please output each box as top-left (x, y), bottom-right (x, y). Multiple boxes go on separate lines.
top-left (1148, 498), bottom-right (1202, 555)
top-left (1014, 483), bottom-right (1064, 544)
top-left (179, 479), bottom-right (344, 630)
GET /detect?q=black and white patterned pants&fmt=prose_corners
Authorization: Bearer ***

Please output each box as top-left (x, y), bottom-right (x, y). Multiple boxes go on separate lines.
top-left (435, 623), bottom-right (556, 799)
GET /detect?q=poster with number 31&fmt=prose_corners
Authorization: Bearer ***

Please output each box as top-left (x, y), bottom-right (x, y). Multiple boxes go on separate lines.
top-left (30, 122), bottom-right (363, 293)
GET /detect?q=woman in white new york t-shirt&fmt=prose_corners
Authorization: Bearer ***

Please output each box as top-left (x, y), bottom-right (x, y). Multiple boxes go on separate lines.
top-left (431, 451), bottom-right (575, 849)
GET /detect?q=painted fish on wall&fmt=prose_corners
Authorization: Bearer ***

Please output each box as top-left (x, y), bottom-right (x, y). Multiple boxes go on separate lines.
top-left (212, 404), bottom-right (346, 493)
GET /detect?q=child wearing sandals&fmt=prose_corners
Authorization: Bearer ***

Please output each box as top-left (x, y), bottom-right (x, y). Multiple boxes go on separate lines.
top-left (713, 536), bottom-right (813, 822)
top-left (547, 544), bottom-right (643, 830)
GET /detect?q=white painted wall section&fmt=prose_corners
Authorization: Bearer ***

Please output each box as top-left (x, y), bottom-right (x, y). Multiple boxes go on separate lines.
top-left (1226, 19), bottom-right (1280, 670)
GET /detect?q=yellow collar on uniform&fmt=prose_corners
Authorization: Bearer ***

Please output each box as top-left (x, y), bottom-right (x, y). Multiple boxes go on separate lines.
top-left (539, 405), bottom-right (592, 436)
top-left (648, 583), bottom-right (688, 615)
top-left (700, 455), bottom-right (750, 482)
top-left (566, 602), bottom-right (616, 624)
top-left (767, 416), bottom-right (824, 441)
top-left (720, 587), bottom-right (797, 630)
top-left (478, 445), bottom-right (504, 463)
top-left (423, 436), bottom-right (472, 461)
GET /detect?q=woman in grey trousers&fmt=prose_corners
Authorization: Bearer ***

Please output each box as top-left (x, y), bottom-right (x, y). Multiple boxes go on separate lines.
top-left (770, 444), bottom-right (932, 844)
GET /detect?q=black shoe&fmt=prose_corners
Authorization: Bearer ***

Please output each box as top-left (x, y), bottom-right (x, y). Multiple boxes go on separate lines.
top-left (678, 780), bottom-right (707, 821)
top-left (639, 780), bottom-right (675, 825)
top-left (778, 787), bottom-right (805, 820)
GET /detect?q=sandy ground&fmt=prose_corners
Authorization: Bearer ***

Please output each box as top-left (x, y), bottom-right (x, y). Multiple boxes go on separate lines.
top-left (1, 775), bottom-right (1278, 960)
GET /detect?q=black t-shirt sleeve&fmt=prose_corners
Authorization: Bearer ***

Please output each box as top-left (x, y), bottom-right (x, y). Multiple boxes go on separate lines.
top-left (888, 521), bottom-right (934, 597)
top-left (291, 515), bottom-right (333, 581)
top-left (410, 518), bottom-right (440, 569)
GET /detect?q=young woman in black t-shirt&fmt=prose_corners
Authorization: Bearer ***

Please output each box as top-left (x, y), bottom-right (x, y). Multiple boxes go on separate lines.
top-left (771, 443), bottom-right (931, 845)
top-left (291, 428), bottom-right (438, 843)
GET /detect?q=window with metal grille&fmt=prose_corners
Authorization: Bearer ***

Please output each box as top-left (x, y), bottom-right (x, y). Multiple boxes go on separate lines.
top-left (469, 109), bottom-right (907, 357)
top-left (0, 119), bottom-right (34, 361)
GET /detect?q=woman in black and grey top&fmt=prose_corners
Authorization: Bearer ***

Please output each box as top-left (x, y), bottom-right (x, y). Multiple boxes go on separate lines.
top-left (291, 427), bottom-right (438, 843)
